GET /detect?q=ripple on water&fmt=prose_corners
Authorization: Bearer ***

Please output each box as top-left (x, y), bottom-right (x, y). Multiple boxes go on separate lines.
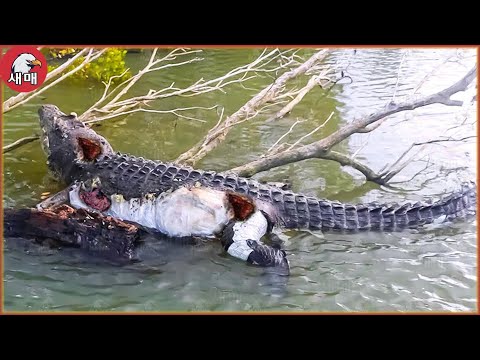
top-left (3, 48), bottom-right (477, 312)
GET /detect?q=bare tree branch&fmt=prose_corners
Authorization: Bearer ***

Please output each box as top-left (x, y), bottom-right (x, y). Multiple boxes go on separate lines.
top-left (378, 146), bottom-right (427, 184)
top-left (285, 111), bottom-right (335, 151)
top-left (78, 48), bottom-right (204, 122)
top-left (251, 133), bottom-right (477, 186)
top-left (78, 48), bottom-right (295, 124)
top-left (4, 47), bottom-right (293, 153)
top-left (265, 70), bottom-right (334, 122)
top-left (267, 119), bottom-right (306, 154)
top-left (175, 49), bottom-right (330, 166)
top-left (413, 50), bottom-right (459, 95)
top-left (379, 135), bottom-right (477, 182)
top-left (83, 105), bottom-right (218, 124)
top-left (230, 65), bottom-right (477, 178)
top-left (392, 50), bottom-right (409, 101)
top-left (413, 135), bottom-right (477, 146)
top-left (320, 150), bottom-right (385, 182)
top-left (388, 157), bottom-right (436, 185)
top-left (3, 136), bottom-right (40, 154)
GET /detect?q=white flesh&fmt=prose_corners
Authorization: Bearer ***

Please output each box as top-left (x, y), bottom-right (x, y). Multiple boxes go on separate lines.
top-left (227, 210), bottom-right (268, 260)
top-left (69, 186), bottom-right (234, 237)
top-left (69, 184), bottom-right (270, 263)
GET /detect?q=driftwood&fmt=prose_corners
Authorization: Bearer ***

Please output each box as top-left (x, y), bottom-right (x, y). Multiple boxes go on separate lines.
top-left (3, 205), bottom-right (142, 261)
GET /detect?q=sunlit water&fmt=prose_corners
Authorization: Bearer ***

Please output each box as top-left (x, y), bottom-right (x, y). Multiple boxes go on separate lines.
top-left (3, 48), bottom-right (477, 312)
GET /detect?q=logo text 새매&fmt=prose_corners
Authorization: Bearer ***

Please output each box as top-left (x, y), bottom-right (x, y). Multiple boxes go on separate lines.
top-left (0, 46), bottom-right (47, 93)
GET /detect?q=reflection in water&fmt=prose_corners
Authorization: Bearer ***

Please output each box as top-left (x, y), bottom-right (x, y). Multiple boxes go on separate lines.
top-left (3, 48), bottom-right (477, 312)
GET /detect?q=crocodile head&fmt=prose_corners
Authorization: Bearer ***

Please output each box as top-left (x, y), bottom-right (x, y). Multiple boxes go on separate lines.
top-left (38, 104), bottom-right (115, 183)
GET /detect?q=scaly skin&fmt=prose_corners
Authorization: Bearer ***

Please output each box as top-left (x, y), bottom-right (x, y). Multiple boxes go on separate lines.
top-left (39, 104), bottom-right (477, 232)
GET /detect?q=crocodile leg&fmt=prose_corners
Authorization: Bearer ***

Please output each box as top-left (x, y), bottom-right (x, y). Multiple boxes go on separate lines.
top-left (221, 210), bottom-right (290, 275)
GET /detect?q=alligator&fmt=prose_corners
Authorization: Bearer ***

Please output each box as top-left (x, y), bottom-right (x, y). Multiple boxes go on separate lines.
top-left (37, 104), bottom-right (477, 271)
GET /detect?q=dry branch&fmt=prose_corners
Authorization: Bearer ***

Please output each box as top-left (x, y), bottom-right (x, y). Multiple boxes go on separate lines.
top-left (4, 47), bottom-right (293, 153)
top-left (377, 135), bottom-right (477, 183)
top-left (230, 65), bottom-right (477, 182)
top-left (3, 136), bottom-right (40, 153)
top-left (77, 48), bottom-right (296, 124)
top-left (267, 119), bottom-right (305, 154)
top-left (285, 111), bottom-right (335, 152)
top-left (78, 48), bottom-right (204, 122)
top-left (320, 150), bottom-right (385, 181)
top-left (3, 48), bottom-right (475, 189)
top-left (175, 50), bottom-right (330, 166)
top-left (265, 70), bottom-right (335, 123)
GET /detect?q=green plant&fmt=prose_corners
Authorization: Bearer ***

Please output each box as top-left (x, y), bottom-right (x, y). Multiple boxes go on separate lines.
top-left (46, 48), bottom-right (132, 84)
top-left (48, 48), bottom-right (77, 59)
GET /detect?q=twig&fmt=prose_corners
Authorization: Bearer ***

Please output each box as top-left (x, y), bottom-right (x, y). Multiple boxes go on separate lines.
top-left (392, 50), bottom-right (409, 101)
top-left (3, 136), bottom-right (39, 153)
top-left (267, 119), bottom-right (306, 153)
top-left (412, 50), bottom-right (458, 95)
top-left (176, 49), bottom-right (330, 166)
top-left (285, 111), bottom-right (334, 151)
top-left (379, 145), bottom-right (427, 183)
top-left (265, 71), bottom-right (333, 122)
top-left (230, 65), bottom-right (477, 178)
top-left (389, 158), bottom-right (435, 185)
top-left (83, 105), bottom-right (218, 124)
top-left (78, 48), bottom-right (288, 123)
top-left (414, 135), bottom-right (477, 146)
top-left (320, 150), bottom-right (385, 182)
top-left (79, 49), bottom-right (204, 121)
top-left (351, 136), bottom-right (370, 159)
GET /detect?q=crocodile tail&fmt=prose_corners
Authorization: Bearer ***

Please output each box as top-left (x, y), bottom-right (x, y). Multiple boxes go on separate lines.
top-left (280, 181), bottom-right (477, 231)
top-left (419, 181), bottom-right (477, 222)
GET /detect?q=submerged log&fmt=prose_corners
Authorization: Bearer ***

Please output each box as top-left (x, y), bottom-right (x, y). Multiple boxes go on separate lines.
top-left (4, 205), bottom-right (142, 260)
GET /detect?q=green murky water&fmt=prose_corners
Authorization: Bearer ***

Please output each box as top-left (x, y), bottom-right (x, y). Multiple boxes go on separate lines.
top-left (3, 48), bottom-right (477, 312)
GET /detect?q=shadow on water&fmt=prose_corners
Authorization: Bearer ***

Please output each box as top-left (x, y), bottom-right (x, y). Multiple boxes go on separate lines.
top-left (4, 231), bottom-right (292, 303)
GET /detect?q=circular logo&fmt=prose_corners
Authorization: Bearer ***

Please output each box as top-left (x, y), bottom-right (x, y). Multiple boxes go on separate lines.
top-left (0, 46), bottom-right (48, 93)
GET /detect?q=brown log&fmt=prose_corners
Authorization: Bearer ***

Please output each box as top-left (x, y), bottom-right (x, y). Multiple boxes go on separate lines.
top-left (3, 205), bottom-right (142, 261)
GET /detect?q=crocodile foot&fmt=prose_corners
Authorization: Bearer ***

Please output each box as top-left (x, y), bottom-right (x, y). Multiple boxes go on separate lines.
top-left (246, 240), bottom-right (290, 275)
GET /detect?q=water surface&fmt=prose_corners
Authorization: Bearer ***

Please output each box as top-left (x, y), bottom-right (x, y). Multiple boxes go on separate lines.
top-left (3, 48), bottom-right (477, 312)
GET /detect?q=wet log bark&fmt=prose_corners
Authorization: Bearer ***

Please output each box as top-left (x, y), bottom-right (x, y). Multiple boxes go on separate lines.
top-left (3, 205), bottom-right (142, 261)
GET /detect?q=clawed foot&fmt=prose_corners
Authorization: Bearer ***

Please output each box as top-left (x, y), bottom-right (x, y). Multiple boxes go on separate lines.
top-left (221, 213), bottom-right (290, 275)
top-left (246, 240), bottom-right (290, 276)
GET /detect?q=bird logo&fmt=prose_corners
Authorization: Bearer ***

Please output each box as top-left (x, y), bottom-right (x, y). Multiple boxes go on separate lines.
top-left (0, 46), bottom-right (48, 93)
top-left (11, 53), bottom-right (42, 75)
top-left (8, 53), bottom-right (42, 86)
